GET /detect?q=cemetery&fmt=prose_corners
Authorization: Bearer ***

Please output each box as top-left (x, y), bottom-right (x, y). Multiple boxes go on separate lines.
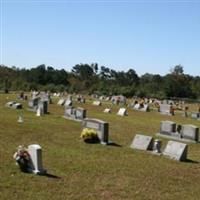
top-left (1, 93), bottom-right (200, 200)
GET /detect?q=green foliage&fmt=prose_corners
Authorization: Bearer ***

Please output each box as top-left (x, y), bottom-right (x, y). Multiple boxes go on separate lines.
top-left (0, 64), bottom-right (200, 99)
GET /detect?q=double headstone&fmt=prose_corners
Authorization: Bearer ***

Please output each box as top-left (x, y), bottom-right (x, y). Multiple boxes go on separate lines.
top-left (64, 99), bottom-right (72, 107)
top-left (64, 107), bottom-right (86, 121)
top-left (158, 121), bottom-right (199, 142)
top-left (133, 103), bottom-right (149, 112)
top-left (6, 101), bottom-right (22, 109)
top-left (82, 118), bottom-right (109, 144)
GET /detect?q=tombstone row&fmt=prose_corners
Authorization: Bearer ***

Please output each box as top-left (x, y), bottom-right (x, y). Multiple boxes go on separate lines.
top-left (157, 121), bottom-right (199, 142)
top-left (131, 134), bottom-right (187, 161)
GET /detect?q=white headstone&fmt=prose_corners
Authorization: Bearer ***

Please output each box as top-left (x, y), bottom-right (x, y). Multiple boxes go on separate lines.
top-left (28, 144), bottom-right (46, 174)
top-left (92, 101), bottom-right (101, 106)
top-left (57, 98), bottom-right (65, 106)
top-left (104, 108), bottom-right (111, 113)
top-left (36, 107), bottom-right (42, 116)
top-left (65, 99), bottom-right (72, 107)
top-left (163, 141), bottom-right (188, 161)
top-left (130, 134), bottom-right (153, 151)
top-left (117, 108), bottom-right (127, 116)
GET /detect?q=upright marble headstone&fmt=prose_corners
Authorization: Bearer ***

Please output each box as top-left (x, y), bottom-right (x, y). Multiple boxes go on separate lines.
top-left (180, 124), bottom-right (199, 142)
top-left (117, 108), bottom-right (127, 116)
top-left (82, 118), bottom-right (109, 144)
top-left (130, 134), bottom-right (154, 151)
top-left (28, 144), bottom-right (46, 174)
top-left (163, 141), bottom-right (188, 161)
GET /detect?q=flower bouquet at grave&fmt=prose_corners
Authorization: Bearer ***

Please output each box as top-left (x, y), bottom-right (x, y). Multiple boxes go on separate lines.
top-left (80, 128), bottom-right (100, 143)
top-left (13, 145), bottom-right (31, 172)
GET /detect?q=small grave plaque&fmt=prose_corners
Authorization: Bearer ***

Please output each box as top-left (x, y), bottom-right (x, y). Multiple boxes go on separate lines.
top-left (130, 134), bottom-right (154, 151)
top-left (65, 99), bottom-right (72, 107)
top-left (163, 140), bottom-right (188, 161)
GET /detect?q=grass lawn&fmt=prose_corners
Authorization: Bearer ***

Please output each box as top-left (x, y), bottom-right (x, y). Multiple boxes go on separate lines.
top-left (1, 93), bottom-right (200, 200)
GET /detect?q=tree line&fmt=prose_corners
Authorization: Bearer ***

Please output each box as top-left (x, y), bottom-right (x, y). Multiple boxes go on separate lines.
top-left (0, 64), bottom-right (200, 99)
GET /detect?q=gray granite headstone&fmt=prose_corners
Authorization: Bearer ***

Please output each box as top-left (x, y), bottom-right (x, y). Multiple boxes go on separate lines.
top-left (82, 118), bottom-right (109, 143)
top-left (163, 140), bottom-right (188, 161)
top-left (160, 121), bottom-right (176, 136)
top-left (130, 134), bottom-right (154, 151)
top-left (181, 124), bottom-right (199, 142)
top-left (159, 104), bottom-right (173, 115)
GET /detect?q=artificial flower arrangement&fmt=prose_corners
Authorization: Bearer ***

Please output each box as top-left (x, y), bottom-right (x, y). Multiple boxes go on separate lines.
top-left (13, 145), bottom-right (31, 172)
top-left (80, 128), bottom-right (100, 143)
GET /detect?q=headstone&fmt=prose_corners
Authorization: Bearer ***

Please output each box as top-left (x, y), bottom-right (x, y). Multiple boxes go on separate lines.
top-left (159, 104), bottom-right (173, 115)
top-left (28, 144), bottom-right (46, 174)
top-left (28, 97), bottom-right (40, 111)
top-left (130, 134), bottom-right (154, 151)
top-left (104, 108), bottom-right (111, 113)
top-left (64, 99), bottom-right (72, 107)
top-left (117, 108), bottom-right (127, 116)
top-left (82, 118), bottom-right (109, 144)
top-left (64, 107), bottom-right (86, 121)
top-left (163, 141), bottom-right (188, 161)
top-left (191, 112), bottom-right (200, 119)
top-left (180, 124), bottom-right (199, 142)
top-left (57, 98), bottom-right (66, 106)
top-left (38, 100), bottom-right (48, 114)
top-left (160, 121), bottom-right (176, 136)
top-left (12, 103), bottom-right (22, 109)
top-left (92, 101), bottom-right (101, 106)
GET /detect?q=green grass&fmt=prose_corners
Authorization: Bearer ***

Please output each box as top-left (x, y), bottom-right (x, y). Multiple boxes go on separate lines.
top-left (1, 94), bottom-right (200, 200)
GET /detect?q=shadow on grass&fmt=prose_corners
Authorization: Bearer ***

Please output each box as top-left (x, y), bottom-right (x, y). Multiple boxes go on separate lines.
top-left (185, 159), bottom-right (199, 164)
top-left (39, 173), bottom-right (61, 179)
top-left (107, 142), bottom-right (122, 147)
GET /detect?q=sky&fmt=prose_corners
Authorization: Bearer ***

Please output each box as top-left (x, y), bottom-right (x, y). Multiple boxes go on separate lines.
top-left (0, 0), bottom-right (200, 76)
